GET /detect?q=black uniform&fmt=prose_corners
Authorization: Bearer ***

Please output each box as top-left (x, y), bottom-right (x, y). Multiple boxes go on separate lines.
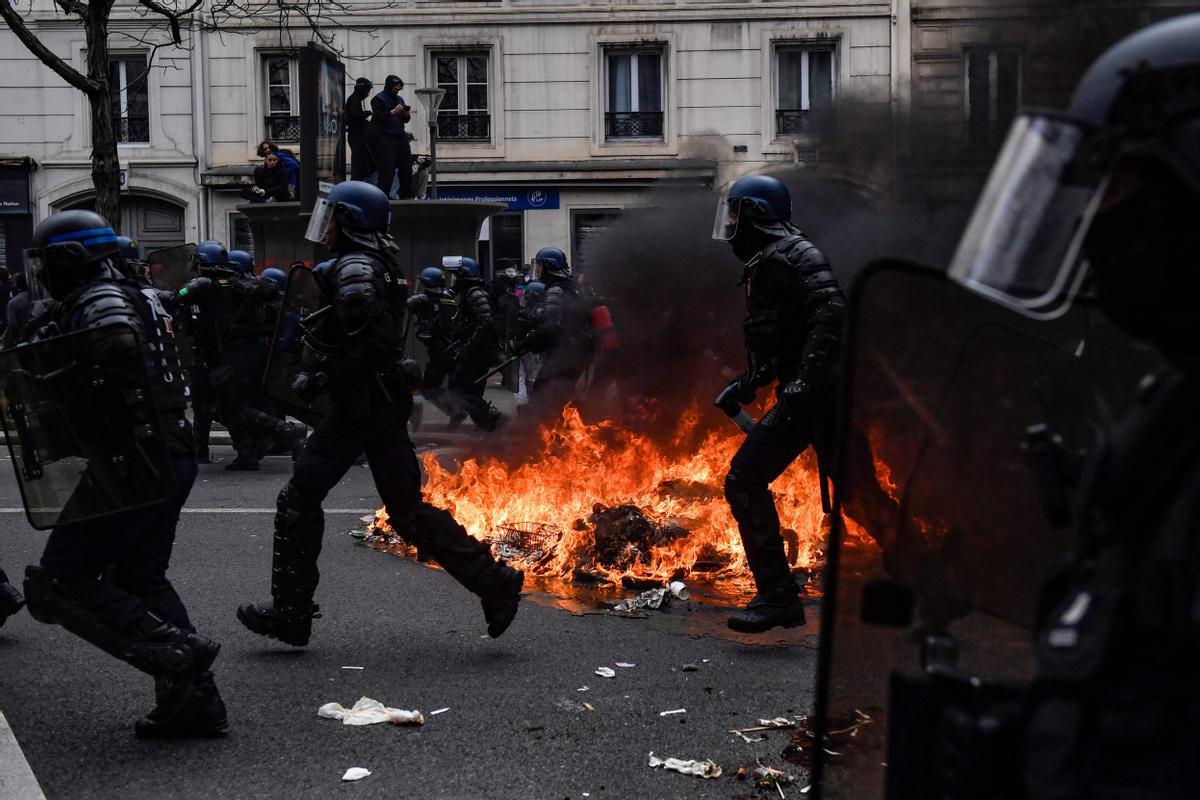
top-left (240, 241), bottom-right (520, 643)
top-left (447, 281), bottom-right (504, 430)
top-left (517, 277), bottom-right (594, 418)
top-left (408, 290), bottom-right (463, 420)
top-left (177, 268), bottom-right (300, 466)
top-left (725, 230), bottom-right (845, 601)
top-left (23, 270), bottom-right (225, 736)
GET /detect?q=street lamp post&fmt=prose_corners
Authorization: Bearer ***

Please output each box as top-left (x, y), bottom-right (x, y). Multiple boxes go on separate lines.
top-left (414, 87), bottom-right (446, 199)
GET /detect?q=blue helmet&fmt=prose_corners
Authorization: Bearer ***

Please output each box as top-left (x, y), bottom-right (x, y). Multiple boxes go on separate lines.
top-left (115, 236), bottom-right (140, 261)
top-left (260, 267), bottom-right (287, 289)
top-left (531, 247), bottom-right (569, 282)
top-left (305, 181), bottom-right (391, 251)
top-left (228, 250), bottom-right (254, 274)
top-left (419, 266), bottom-right (447, 292)
top-left (28, 210), bottom-right (120, 299)
top-left (520, 280), bottom-right (546, 307)
top-left (712, 174), bottom-right (791, 241)
top-left (195, 240), bottom-right (229, 266)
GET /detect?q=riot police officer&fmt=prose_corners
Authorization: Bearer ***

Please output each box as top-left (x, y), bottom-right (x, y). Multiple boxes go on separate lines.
top-left (237, 181), bottom-right (523, 647)
top-left (116, 236), bottom-right (150, 284)
top-left (442, 255), bottom-right (504, 431)
top-left (407, 265), bottom-right (463, 424)
top-left (16, 210), bottom-right (225, 737)
top-left (938, 14), bottom-right (1200, 798)
top-left (228, 249), bottom-right (254, 275)
top-left (512, 247), bottom-right (594, 420)
top-left (174, 243), bottom-right (303, 470)
top-left (711, 175), bottom-right (845, 633)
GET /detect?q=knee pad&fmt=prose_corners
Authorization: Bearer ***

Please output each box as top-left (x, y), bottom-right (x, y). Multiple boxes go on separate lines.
top-left (724, 471), bottom-right (756, 517)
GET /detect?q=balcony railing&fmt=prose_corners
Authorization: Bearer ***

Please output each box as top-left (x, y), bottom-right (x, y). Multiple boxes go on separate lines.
top-left (604, 111), bottom-right (664, 139)
top-left (265, 114), bottom-right (301, 142)
top-left (116, 116), bottom-right (150, 143)
top-left (775, 109), bottom-right (834, 137)
top-left (436, 113), bottom-right (491, 141)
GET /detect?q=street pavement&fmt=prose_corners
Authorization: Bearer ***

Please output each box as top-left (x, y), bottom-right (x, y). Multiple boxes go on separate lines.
top-left (0, 441), bottom-right (818, 800)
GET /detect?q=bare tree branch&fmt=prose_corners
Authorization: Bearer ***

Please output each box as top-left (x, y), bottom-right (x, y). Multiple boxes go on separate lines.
top-left (0, 0), bottom-right (100, 94)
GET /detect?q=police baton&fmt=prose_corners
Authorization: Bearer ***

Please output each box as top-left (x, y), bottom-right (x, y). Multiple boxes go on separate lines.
top-left (476, 354), bottom-right (519, 385)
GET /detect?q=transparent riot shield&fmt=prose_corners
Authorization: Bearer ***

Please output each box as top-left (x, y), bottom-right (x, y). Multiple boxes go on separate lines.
top-left (263, 264), bottom-right (332, 427)
top-left (0, 325), bottom-right (177, 530)
top-left (146, 244), bottom-right (197, 292)
top-left (812, 261), bottom-right (1162, 799)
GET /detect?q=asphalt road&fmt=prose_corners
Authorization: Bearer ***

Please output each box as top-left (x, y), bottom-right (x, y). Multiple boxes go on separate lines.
top-left (0, 444), bottom-right (818, 800)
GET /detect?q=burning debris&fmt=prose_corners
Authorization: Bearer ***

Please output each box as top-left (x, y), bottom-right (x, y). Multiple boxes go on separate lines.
top-left (367, 405), bottom-right (868, 598)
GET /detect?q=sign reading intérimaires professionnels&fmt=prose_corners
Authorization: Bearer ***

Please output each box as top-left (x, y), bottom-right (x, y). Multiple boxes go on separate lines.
top-left (437, 188), bottom-right (559, 211)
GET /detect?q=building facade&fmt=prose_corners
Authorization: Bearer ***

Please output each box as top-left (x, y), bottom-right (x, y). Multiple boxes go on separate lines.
top-left (0, 0), bottom-right (901, 273)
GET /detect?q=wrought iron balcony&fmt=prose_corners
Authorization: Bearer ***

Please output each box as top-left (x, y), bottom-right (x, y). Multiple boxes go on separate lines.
top-left (604, 111), bottom-right (664, 139)
top-left (436, 113), bottom-right (491, 141)
top-left (265, 114), bottom-right (301, 142)
top-left (775, 109), bottom-right (834, 137)
top-left (116, 116), bottom-right (150, 143)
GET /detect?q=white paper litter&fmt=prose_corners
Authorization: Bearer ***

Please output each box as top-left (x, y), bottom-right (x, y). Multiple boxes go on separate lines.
top-left (595, 667), bottom-right (616, 678)
top-left (613, 588), bottom-right (667, 612)
top-left (430, 708), bottom-right (450, 716)
top-left (577, 686), bottom-right (590, 692)
top-left (647, 751), bottom-right (722, 779)
top-left (659, 708), bottom-right (687, 716)
top-left (342, 768), bottom-right (371, 782)
top-left (668, 580), bottom-right (690, 600)
top-left (739, 733), bottom-right (767, 743)
top-left (318, 697), bottom-right (425, 726)
top-left (759, 717), bottom-right (796, 728)
top-left (615, 662), bottom-right (636, 668)
top-left (340, 666), bottom-right (364, 670)
top-left (359, 515), bottom-right (376, 524)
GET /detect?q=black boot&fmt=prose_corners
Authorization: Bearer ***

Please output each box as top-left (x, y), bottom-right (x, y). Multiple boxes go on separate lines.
top-left (727, 592), bottom-right (806, 634)
top-left (478, 563), bottom-right (524, 638)
top-left (225, 455), bottom-right (260, 471)
top-left (237, 602), bottom-right (318, 647)
top-left (0, 570), bottom-right (25, 628)
top-left (135, 672), bottom-right (228, 739)
top-left (288, 423), bottom-right (308, 461)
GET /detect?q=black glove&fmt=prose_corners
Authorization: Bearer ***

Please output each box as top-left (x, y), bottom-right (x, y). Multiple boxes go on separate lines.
top-left (780, 375), bottom-right (812, 404)
top-left (291, 371), bottom-right (328, 403)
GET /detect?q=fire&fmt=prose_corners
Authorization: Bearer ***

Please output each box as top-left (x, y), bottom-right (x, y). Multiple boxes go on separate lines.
top-left (372, 404), bottom-right (835, 597)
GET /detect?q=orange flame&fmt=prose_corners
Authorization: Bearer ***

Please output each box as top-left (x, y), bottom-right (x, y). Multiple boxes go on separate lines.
top-left (372, 404), bottom-right (835, 595)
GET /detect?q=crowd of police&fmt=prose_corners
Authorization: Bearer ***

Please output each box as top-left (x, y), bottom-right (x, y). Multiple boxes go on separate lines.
top-left (0, 14), bottom-right (1198, 797)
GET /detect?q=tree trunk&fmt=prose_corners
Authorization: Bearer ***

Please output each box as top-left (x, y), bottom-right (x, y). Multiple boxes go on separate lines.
top-left (85, 3), bottom-right (121, 233)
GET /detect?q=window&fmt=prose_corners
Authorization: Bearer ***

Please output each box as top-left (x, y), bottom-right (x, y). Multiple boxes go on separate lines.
top-left (229, 213), bottom-right (254, 257)
top-left (433, 52), bottom-right (491, 141)
top-left (263, 54), bottom-right (300, 142)
top-left (965, 47), bottom-right (1020, 147)
top-left (775, 46), bottom-right (834, 138)
top-left (604, 48), bottom-right (664, 140)
top-left (109, 55), bottom-right (150, 143)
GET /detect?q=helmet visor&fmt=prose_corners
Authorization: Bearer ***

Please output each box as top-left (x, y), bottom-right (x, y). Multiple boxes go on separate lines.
top-left (949, 114), bottom-right (1109, 320)
top-left (711, 192), bottom-right (739, 241)
top-left (528, 260), bottom-right (545, 282)
top-left (304, 197), bottom-right (334, 244)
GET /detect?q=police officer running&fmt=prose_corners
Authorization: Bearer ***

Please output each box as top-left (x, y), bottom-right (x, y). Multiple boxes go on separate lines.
top-left (510, 247), bottom-right (594, 421)
top-left (16, 210), bottom-right (226, 737)
top-left (711, 175), bottom-right (846, 633)
top-left (237, 181), bottom-right (524, 647)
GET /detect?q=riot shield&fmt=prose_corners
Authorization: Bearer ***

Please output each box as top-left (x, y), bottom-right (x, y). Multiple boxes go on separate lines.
top-left (0, 325), bottom-right (177, 530)
top-left (812, 261), bottom-right (1162, 799)
top-left (263, 264), bottom-right (332, 427)
top-left (146, 244), bottom-right (197, 292)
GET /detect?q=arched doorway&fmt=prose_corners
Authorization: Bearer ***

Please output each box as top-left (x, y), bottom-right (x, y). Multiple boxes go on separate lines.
top-left (64, 194), bottom-right (186, 252)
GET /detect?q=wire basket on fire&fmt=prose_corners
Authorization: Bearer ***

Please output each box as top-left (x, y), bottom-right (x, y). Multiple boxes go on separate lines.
top-left (492, 522), bottom-right (563, 563)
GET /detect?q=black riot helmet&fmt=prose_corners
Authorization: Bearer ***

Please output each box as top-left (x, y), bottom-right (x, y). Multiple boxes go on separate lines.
top-left (25, 210), bottom-right (120, 300)
top-left (305, 180), bottom-right (392, 253)
top-left (950, 12), bottom-right (1200, 350)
